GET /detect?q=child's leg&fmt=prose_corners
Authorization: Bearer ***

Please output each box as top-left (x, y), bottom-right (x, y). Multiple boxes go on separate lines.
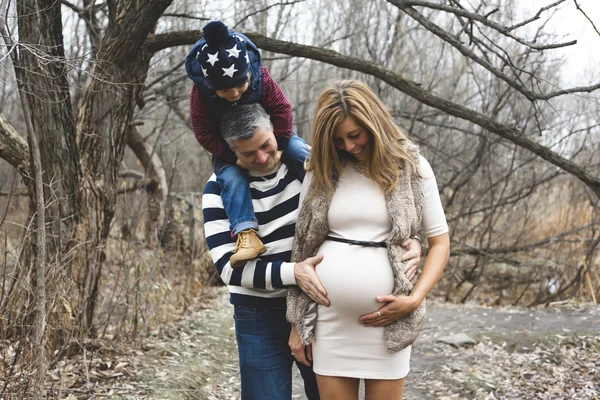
top-left (213, 158), bottom-right (266, 267)
top-left (279, 133), bottom-right (310, 181)
top-left (213, 159), bottom-right (258, 235)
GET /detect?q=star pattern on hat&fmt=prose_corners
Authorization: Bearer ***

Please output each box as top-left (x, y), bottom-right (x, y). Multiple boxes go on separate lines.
top-left (206, 52), bottom-right (219, 66)
top-left (222, 64), bottom-right (238, 78)
top-left (201, 66), bottom-right (209, 77)
top-left (226, 44), bottom-right (241, 58)
top-left (245, 53), bottom-right (250, 65)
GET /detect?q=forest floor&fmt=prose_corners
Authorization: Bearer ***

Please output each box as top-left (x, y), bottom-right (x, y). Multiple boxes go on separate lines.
top-left (33, 287), bottom-right (599, 400)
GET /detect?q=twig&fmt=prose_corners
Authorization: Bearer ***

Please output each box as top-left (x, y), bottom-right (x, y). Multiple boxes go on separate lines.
top-left (233, 1), bottom-right (305, 29)
top-left (144, 60), bottom-right (186, 91)
top-left (574, 0), bottom-right (600, 38)
top-left (508, 0), bottom-right (568, 31)
top-left (395, 0), bottom-right (577, 50)
top-left (585, 271), bottom-right (597, 304)
top-left (83, 347), bottom-right (90, 387)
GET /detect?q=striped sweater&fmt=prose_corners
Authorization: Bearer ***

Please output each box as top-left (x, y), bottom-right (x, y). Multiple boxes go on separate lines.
top-left (202, 163), bottom-right (301, 308)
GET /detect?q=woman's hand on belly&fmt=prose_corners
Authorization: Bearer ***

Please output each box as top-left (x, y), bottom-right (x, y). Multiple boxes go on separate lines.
top-left (358, 294), bottom-right (420, 327)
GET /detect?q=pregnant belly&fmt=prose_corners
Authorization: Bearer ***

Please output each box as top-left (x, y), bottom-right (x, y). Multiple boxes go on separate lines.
top-left (315, 241), bottom-right (394, 316)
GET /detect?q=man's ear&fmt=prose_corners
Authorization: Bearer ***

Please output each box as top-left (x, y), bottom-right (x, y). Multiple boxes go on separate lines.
top-left (225, 139), bottom-right (236, 151)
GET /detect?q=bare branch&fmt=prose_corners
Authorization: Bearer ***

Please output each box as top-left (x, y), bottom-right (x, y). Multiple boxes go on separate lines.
top-left (542, 81), bottom-right (600, 100)
top-left (61, 0), bottom-right (103, 50)
top-left (232, 1), bottom-right (305, 30)
top-left (163, 13), bottom-right (209, 21)
top-left (144, 30), bottom-right (600, 198)
top-left (389, 0), bottom-right (539, 101)
top-left (146, 29), bottom-right (200, 54)
top-left (396, 0), bottom-right (577, 50)
top-left (508, 0), bottom-right (568, 31)
top-left (452, 222), bottom-right (597, 256)
top-left (389, 0), bottom-right (600, 102)
top-left (60, 0), bottom-right (82, 14)
top-left (0, 114), bottom-right (30, 174)
top-left (144, 60), bottom-right (185, 91)
top-left (574, 0), bottom-right (600, 38)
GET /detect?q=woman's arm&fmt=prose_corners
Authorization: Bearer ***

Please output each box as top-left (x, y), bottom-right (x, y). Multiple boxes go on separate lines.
top-left (359, 233), bottom-right (449, 327)
top-left (408, 233), bottom-right (450, 304)
top-left (289, 325), bottom-right (312, 367)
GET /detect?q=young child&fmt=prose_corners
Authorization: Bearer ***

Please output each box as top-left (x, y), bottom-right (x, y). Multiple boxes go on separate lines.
top-left (185, 21), bottom-right (309, 267)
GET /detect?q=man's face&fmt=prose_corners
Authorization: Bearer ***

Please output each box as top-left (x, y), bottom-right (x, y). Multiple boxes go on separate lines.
top-left (230, 127), bottom-right (279, 173)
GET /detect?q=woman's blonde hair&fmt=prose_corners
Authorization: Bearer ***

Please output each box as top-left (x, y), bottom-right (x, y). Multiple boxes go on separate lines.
top-left (307, 80), bottom-right (419, 195)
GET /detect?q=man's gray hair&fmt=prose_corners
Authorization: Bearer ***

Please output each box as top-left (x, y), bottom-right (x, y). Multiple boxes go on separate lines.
top-left (219, 103), bottom-right (273, 144)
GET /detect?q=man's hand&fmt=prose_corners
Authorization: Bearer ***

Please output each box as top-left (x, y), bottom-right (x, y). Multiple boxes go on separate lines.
top-left (289, 326), bottom-right (312, 367)
top-left (401, 238), bottom-right (422, 281)
top-left (294, 255), bottom-right (330, 306)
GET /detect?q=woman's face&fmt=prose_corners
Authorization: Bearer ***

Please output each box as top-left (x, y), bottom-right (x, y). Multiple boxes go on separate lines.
top-left (332, 117), bottom-right (370, 161)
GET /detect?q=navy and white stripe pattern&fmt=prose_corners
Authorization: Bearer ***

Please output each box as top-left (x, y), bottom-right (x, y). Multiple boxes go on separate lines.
top-left (203, 164), bottom-right (302, 308)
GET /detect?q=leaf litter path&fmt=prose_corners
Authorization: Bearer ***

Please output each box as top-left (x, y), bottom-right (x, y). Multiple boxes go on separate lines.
top-left (129, 288), bottom-right (599, 400)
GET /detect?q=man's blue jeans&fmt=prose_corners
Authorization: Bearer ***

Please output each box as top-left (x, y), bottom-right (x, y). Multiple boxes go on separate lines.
top-left (233, 306), bottom-right (320, 400)
top-left (213, 134), bottom-right (310, 235)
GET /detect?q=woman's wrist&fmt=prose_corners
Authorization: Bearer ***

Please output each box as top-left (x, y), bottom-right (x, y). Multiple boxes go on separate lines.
top-left (408, 293), bottom-right (425, 310)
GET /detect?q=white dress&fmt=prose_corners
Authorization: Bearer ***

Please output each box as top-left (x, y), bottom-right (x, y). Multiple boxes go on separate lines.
top-left (299, 156), bottom-right (448, 380)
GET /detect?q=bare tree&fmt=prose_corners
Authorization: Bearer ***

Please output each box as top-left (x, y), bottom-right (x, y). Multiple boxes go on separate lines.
top-left (0, 0), bottom-right (599, 393)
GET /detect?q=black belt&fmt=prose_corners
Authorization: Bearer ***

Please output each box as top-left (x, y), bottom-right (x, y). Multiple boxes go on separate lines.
top-left (325, 236), bottom-right (387, 248)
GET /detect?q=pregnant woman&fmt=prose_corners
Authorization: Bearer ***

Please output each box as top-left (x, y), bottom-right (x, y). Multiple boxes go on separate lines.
top-left (287, 80), bottom-right (450, 400)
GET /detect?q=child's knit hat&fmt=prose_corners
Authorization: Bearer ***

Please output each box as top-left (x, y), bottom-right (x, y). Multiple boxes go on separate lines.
top-left (196, 21), bottom-right (250, 90)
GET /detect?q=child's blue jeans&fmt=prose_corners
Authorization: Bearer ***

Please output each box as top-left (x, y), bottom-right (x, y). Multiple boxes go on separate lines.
top-left (213, 133), bottom-right (309, 236)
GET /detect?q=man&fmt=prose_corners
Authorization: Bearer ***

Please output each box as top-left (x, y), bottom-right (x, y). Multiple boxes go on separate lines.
top-left (202, 103), bottom-right (421, 399)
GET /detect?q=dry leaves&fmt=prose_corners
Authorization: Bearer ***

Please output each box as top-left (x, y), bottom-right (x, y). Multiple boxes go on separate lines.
top-left (1, 288), bottom-right (598, 399)
top-left (409, 331), bottom-right (599, 399)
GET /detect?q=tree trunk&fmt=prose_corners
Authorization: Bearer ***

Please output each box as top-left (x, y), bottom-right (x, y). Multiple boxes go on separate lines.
top-left (13, 0), bottom-right (173, 338)
top-left (14, 0), bottom-right (81, 351)
top-left (126, 127), bottom-right (168, 244)
top-left (72, 0), bottom-right (173, 331)
top-left (18, 76), bottom-right (47, 400)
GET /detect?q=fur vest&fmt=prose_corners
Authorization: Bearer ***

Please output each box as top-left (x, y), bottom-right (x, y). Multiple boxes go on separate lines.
top-left (286, 147), bottom-right (426, 352)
